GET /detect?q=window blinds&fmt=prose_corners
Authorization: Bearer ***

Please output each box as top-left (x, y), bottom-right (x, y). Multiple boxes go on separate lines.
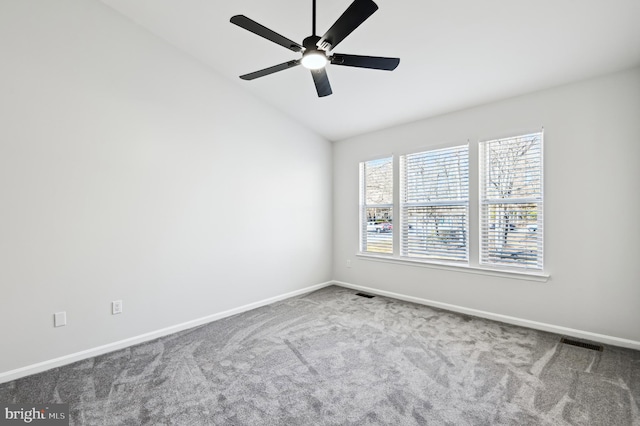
top-left (400, 145), bottom-right (469, 262)
top-left (480, 132), bottom-right (543, 269)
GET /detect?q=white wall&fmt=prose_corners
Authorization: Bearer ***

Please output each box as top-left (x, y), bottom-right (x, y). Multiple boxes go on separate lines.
top-left (0, 0), bottom-right (332, 375)
top-left (333, 67), bottom-right (640, 343)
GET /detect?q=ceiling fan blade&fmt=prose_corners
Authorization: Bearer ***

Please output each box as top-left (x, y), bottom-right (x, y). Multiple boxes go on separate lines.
top-left (231, 15), bottom-right (303, 52)
top-left (240, 60), bottom-right (301, 80)
top-left (331, 54), bottom-right (399, 70)
top-left (311, 68), bottom-right (332, 97)
top-left (318, 0), bottom-right (378, 51)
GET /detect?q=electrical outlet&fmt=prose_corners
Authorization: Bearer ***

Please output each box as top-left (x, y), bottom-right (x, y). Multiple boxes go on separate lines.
top-left (54, 311), bottom-right (66, 327)
top-left (112, 300), bottom-right (123, 315)
top-left (346, 259), bottom-right (352, 268)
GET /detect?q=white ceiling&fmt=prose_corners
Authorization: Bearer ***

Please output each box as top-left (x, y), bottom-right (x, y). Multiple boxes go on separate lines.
top-left (101, 0), bottom-right (640, 141)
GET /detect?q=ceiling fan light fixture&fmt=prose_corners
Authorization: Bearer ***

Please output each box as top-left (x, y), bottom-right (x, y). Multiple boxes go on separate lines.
top-left (301, 50), bottom-right (328, 70)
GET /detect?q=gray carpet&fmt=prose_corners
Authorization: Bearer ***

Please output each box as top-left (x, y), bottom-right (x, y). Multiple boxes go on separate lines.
top-left (1, 286), bottom-right (639, 425)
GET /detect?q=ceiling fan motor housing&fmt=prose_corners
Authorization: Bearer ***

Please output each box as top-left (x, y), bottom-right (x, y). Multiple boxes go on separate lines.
top-left (303, 35), bottom-right (323, 52)
top-left (301, 35), bottom-right (328, 69)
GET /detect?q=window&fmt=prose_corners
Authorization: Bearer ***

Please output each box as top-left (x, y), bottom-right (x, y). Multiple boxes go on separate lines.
top-left (358, 131), bottom-right (544, 277)
top-left (480, 132), bottom-right (543, 269)
top-left (359, 157), bottom-right (393, 254)
top-left (400, 145), bottom-right (469, 262)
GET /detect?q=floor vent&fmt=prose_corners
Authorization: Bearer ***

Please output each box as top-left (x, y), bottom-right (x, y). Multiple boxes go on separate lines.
top-left (355, 292), bottom-right (375, 299)
top-left (560, 337), bottom-right (603, 352)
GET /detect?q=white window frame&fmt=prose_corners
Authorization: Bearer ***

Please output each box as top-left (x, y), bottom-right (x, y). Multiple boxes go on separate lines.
top-left (479, 131), bottom-right (544, 270)
top-left (359, 156), bottom-right (393, 255)
top-left (400, 144), bottom-right (469, 263)
top-left (356, 132), bottom-right (548, 282)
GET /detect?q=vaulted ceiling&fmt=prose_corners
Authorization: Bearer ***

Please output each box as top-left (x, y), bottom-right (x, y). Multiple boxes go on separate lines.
top-left (101, 0), bottom-right (640, 141)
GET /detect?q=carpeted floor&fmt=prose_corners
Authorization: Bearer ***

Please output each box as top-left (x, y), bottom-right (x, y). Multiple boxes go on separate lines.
top-left (1, 285), bottom-right (639, 425)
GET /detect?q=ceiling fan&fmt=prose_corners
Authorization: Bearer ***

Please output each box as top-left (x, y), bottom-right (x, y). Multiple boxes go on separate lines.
top-left (230, 0), bottom-right (399, 97)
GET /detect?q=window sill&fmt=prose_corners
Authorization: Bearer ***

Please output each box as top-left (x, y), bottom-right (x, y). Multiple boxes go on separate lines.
top-left (356, 253), bottom-right (549, 282)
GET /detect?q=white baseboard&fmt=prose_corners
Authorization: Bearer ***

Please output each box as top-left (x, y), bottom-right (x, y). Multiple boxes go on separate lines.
top-left (0, 281), bottom-right (333, 384)
top-left (3, 279), bottom-right (636, 384)
top-left (332, 280), bottom-right (640, 351)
